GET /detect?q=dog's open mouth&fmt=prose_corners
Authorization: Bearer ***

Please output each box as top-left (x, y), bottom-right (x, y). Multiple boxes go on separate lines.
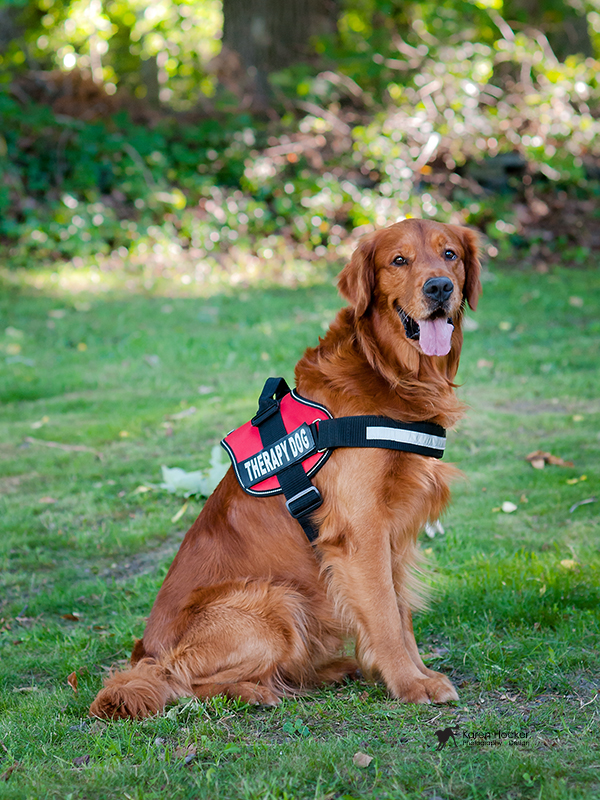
top-left (397, 307), bottom-right (454, 357)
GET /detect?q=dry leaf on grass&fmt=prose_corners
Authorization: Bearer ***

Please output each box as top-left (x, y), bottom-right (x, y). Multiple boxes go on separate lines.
top-left (174, 744), bottom-right (197, 764)
top-left (67, 671), bottom-right (78, 694)
top-left (352, 751), bottom-right (373, 767)
top-left (39, 496), bottom-right (57, 504)
top-left (62, 613), bottom-right (81, 621)
top-left (560, 559), bottom-right (578, 570)
top-left (525, 451), bottom-right (574, 469)
top-left (171, 501), bottom-right (189, 523)
top-left (569, 497), bottom-right (597, 513)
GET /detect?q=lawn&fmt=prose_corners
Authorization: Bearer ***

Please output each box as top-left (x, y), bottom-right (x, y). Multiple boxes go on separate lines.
top-left (0, 258), bottom-right (598, 799)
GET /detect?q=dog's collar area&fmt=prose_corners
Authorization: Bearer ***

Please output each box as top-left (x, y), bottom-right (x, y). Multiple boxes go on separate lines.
top-left (222, 378), bottom-right (447, 544)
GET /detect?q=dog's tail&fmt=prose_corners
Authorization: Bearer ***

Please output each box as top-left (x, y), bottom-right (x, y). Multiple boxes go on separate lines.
top-left (89, 658), bottom-right (186, 719)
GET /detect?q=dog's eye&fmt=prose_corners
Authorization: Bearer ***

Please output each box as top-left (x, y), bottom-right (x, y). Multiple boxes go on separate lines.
top-left (392, 255), bottom-right (407, 266)
top-left (444, 250), bottom-right (457, 260)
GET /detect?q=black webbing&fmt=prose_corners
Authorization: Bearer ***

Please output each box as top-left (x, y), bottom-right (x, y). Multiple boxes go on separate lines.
top-left (251, 381), bottom-right (322, 543)
top-left (315, 416), bottom-right (446, 459)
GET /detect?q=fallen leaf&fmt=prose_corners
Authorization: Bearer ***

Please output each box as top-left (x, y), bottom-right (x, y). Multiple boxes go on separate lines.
top-left (477, 359), bottom-right (494, 369)
top-left (499, 321), bottom-right (512, 331)
top-left (519, 494), bottom-right (528, 503)
top-left (0, 762), bottom-right (20, 781)
top-left (568, 296), bottom-right (583, 307)
top-left (77, 342), bottom-right (87, 351)
top-left (73, 755), bottom-right (90, 767)
top-left (119, 431), bottom-right (129, 438)
top-left (39, 496), bottom-right (57, 504)
top-left (569, 497), bottom-right (597, 513)
top-left (572, 414), bottom-right (584, 422)
top-left (174, 744), bottom-right (197, 760)
top-left (5, 343), bottom-right (21, 355)
top-left (48, 309), bottom-right (67, 318)
top-left (501, 501), bottom-right (517, 513)
top-left (171, 501), bottom-right (189, 523)
top-left (131, 485), bottom-right (153, 495)
top-left (353, 751), bottom-right (373, 768)
top-left (62, 613), bottom-right (81, 621)
top-left (525, 451), bottom-right (574, 469)
top-left (160, 447), bottom-right (229, 499)
top-left (67, 671), bottom-right (78, 694)
top-left (13, 686), bottom-right (37, 692)
top-left (31, 416), bottom-right (50, 430)
top-left (560, 559), bottom-right (578, 570)
top-left (567, 475), bottom-right (587, 485)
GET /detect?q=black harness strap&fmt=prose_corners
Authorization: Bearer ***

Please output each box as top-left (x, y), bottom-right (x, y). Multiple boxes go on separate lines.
top-left (231, 378), bottom-right (447, 546)
top-left (314, 416), bottom-right (446, 459)
top-left (251, 379), bottom-right (322, 543)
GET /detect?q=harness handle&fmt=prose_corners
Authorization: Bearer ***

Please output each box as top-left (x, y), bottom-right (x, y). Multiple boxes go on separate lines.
top-left (251, 377), bottom-right (290, 426)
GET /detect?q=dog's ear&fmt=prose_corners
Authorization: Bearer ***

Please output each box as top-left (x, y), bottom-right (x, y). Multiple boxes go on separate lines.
top-left (337, 233), bottom-right (378, 316)
top-left (457, 226), bottom-right (482, 311)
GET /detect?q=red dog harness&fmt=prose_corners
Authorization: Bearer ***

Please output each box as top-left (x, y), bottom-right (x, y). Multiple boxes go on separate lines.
top-left (222, 377), bottom-right (446, 543)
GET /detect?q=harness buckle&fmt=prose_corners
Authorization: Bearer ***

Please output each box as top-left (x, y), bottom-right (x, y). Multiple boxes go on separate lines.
top-left (251, 400), bottom-right (280, 427)
top-left (285, 486), bottom-right (323, 519)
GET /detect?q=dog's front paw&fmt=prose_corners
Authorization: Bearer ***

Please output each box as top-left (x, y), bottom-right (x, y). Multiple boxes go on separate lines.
top-left (392, 674), bottom-right (459, 705)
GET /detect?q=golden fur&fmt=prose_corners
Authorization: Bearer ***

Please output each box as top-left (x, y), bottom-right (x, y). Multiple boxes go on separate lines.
top-left (90, 219), bottom-right (482, 718)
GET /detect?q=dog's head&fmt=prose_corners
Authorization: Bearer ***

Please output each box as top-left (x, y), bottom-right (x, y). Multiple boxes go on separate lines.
top-left (338, 219), bottom-right (481, 371)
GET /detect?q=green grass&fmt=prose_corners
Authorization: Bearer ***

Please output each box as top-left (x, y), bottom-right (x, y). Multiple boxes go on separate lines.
top-left (0, 261), bottom-right (599, 799)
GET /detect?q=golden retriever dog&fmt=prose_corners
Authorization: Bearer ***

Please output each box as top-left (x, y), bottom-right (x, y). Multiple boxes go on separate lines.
top-left (90, 218), bottom-right (481, 718)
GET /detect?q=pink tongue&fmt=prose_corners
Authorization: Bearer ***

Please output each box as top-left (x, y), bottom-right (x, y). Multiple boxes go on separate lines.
top-left (418, 318), bottom-right (454, 356)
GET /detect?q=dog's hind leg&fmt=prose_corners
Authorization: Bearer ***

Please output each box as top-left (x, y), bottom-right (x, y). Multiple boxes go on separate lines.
top-left (90, 579), bottom-right (327, 718)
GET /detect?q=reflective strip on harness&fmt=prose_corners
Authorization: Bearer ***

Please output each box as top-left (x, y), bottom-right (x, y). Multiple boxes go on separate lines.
top-left (365, 425), bottom-right (446, 453)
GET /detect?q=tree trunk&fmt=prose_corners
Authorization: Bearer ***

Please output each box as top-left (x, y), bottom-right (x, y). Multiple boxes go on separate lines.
top-left (506, 0), bottom-right (593, 59)
top-left (222, 0), bottom-right (336, 109)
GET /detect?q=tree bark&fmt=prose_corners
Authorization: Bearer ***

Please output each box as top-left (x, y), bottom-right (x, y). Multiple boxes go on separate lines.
top-left (222, 0), bottom-right (336, 109)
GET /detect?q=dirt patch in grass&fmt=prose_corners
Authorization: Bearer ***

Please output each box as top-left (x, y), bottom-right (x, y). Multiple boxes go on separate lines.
top-left (97, 534), bottom-right (181, 582)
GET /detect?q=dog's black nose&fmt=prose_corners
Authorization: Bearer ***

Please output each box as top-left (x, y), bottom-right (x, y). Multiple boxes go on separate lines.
top-left (423, 277), bottom-right (454, 303)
